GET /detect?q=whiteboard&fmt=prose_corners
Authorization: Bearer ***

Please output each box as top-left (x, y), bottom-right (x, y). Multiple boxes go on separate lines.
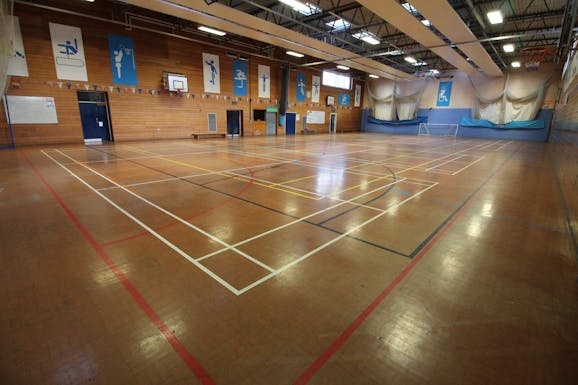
top-left (4, 96), bottom-right (58, 124)
top-left (306, 110), bottom-right (325, 124)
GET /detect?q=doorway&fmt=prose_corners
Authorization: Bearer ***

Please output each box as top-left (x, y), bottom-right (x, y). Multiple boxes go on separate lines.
top-left (226, 110), bottom-right (243, 136)
top-left (265, 111), bottom-right (277, 136)
top-left (329, 113), bottom-right (337, 134)
top-left (77, 91), bottom-right (113, 143)
top-left (285, 112), bottom-right (296, 135)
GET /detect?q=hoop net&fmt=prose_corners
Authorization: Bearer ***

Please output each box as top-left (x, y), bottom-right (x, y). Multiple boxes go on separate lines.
top-left (520, 46), bottom-right (555, 72)
top-left (418, 123), bottom-right (459, 137)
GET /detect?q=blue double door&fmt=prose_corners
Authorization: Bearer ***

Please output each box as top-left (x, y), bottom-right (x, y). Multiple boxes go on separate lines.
top-left (78, 95), bottom-right (112, 142)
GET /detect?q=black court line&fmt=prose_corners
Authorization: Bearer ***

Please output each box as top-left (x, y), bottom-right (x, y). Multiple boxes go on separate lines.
top-left (549, 148), bottom-right (578, 263)
top-left (85, 147), bottom-right (411, 259)
top-left (409, 144), bottom-right (521, 259)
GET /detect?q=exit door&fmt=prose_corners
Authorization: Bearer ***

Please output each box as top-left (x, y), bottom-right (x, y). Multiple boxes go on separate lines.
top-left (77, 91), bottom-right (113, 142)
top-left (285, 112), bottom-right (296, 135)
top-left (329, 113), bottom-right (337, 134)
top-left (227, 110), bottom-right (243, 136)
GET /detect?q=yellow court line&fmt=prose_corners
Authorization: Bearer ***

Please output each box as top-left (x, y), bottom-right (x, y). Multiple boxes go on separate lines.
top-left (123, 145), bottom-right (320, 200)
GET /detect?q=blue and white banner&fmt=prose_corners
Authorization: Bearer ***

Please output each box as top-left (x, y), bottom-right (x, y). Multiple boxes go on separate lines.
top-left (296, 72), bottom-right (306, 102)
top-left (108, 34), bottom-right (138, 85)
top-left (338, 93), bottom-right (350, 106)
top-left (354, 84), bottom-right (361, 107)
top-left (49, 23), bottom-right (88, 81)
top-left (203, 53), bottom-right (220, 93)
top-left (311, 75), bottom-right (320, 103)
top-left (437, 81), bottom-right (453, 107)
top-left (258, 64), bottom-right (270, 98)
top-left (7, 17), bottom-right (28, 77)
top-left (233, 60), bottom-right (247, 96)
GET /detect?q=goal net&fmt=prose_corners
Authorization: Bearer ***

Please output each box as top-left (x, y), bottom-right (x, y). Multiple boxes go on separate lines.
top-left (418, 123), bottom-right (459, 137)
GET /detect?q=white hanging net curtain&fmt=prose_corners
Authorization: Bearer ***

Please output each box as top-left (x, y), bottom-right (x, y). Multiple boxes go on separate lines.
top-left (470, 73), bottom-right (552, 124)
top-left (0, 0), bottom-right (15, 96)
top-left (367, 80), bottom-right (428, 121)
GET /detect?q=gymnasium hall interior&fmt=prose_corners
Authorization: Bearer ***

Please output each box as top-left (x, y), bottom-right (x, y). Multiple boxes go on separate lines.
top-left (0, 0), bottom-right (577, 384)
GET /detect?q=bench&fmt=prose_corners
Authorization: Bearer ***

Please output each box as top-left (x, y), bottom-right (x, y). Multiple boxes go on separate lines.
top-left (191, 133), bottom-right (227, 139)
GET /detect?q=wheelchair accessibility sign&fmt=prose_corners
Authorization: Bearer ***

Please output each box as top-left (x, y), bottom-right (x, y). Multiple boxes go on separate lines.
top-left (437, 81), bottom-right (452, 107)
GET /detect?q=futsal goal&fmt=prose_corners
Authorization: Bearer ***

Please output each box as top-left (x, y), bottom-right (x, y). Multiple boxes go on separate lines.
top-left (418, 123), bottom-right (459, 137)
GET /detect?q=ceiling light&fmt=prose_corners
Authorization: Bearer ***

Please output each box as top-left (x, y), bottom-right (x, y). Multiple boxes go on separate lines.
top-left (286, 51), bottom-right (304, 58)
top-left (487, 10), bottom-right (503, 24)
top-left (336, 65), bottom-right (350, 70)
top-left (404, 56), bottom-right (417, 64)
top-left (197, 26), bottom-right (226, 36)
top-left (421, 19), bottom-right (431, 27)
top-left (82, 0), bottom-right (96, 2)
top-left (278, 0), bottom-right (321, 16)
top-left (401, 2), bottom-right (417, 14)
top-left (511, 61), bottom-right (521, 68)
top-left (502, 43), bottom-right (515, 53)
top-left (413, 61), bottom-right (427, 66)
top-left (369, 74), bottom-right (379, 79)
top-left (352, 31), bottom-right (380, 45)
top-left (380, 49), bottom-right (404, 56)
top-left (325, 18), bottom-right (350, 32)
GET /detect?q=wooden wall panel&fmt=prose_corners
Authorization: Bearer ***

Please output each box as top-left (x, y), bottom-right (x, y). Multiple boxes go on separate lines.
top-left (6, 3), bottom-right (362, 145)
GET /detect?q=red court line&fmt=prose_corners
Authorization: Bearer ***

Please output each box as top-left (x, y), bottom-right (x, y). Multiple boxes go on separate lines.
top-left (102, 163), bottom-right (256, 247)
top-left (21, 151), bottom-right (216, 385)
top-left (292, 151), bottom-right (513, 385)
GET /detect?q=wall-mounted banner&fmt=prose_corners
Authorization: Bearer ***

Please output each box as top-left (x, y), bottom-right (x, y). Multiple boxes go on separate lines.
top-left (354, 84), bottom-right (361, 107)
top-left (296, 72), bottom-right (306, 102)
top-left (203, 53), bottom-right (220, 93)
top-left (258, 64), bottom-right (270, 98)
top-left (437, 81), bottom-right (453, 107)
top-left (107, 34), bottom-right (137, 86)
top-left (49, 23), bottom-right (88, 81)
top-left (338, 93), bottom-right (350, 106)
top-left (233, 60), bottom-right (247, 96)
top-left (311, 75), bottom-right (321, 103)
top-left (7, 17), bottom-right (29, 77)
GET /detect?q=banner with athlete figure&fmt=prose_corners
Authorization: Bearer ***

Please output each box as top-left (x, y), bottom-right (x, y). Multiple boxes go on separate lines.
top-left (108, 34), bottom-right (138, 85)
top-left (49, 23), bottom-right (88, 81)
top-left (258, 64), bottom-right (270, 98)
top-left (203, 53), bottom-right (220, 93)
top-left (311, 75), bottom-right (321, 103)
top-left (233, 60), bottom-right (247, 96)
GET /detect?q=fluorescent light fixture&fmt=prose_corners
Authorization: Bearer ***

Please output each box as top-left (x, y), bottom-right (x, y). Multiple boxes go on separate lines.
top-left (421, 19), bottom-right (431, 27)
top-left (487, 10), bottom-right (503, 24)
top-left (369, 74), bottom-right (379, 79)
top-left (413, 61), bottom-right (427, 66)
top-left (379, 49), bottom-right (404, 56)
top-left (404, 56), bottom-right (417, 64)
top-left (402, 2), bottom-right (417, 14)
top-left (278, 0), bottom-right (321, 16)
top-left (352, 31), bottom-right (380, 45)
top-left (286, 51), bottom-right (304, 58)
top-left (466, 57), bottom-right (472, 61)
top-left (198, 26), bottom-right (226, 36)
top-left (429, 69), bottom-right (440, 75)
top-left (502, 43), bottom-right (515, 53)
top-left (336, 65), bottom-right (350, 70)
top-left (511, 61), bottom-right (521, 68)
top-left (326, 18), bottom-right (350, 32)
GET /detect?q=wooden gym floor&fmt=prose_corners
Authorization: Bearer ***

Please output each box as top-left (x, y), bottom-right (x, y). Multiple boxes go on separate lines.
top-left (1, 133), bottom-right (577, 385)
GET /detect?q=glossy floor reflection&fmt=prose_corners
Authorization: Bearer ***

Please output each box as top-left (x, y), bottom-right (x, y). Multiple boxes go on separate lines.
top-left (1, 134), bottom-right (576, 385)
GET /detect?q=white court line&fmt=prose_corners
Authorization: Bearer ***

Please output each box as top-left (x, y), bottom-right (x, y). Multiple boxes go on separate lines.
top-left (42, 150), bottom-right (242, 295)
top-left (451, 155), bottom-right (488, 175)
top-left (195, 177), bottom-right (409, 263)
top-left (236, 182), bottom-right (438, 294)
top-left (493, 140), bottom-right (513, 151)
top-left (51, 149), bottom-right (277, 274)
top-left (425, 155), bottom-right (467, 171)
top-left (95, 159), bottom-right (296, 191)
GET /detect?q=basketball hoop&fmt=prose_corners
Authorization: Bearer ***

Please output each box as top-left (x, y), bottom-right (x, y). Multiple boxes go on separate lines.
top-left (520, 46), bottom-right (555, 71)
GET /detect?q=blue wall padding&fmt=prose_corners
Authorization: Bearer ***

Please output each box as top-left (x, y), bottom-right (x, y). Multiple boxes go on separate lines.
top-left (367, 116), bottom-right (428, 126)
top-left (361, 108), bottom-right (553, 142)
top-left (460, 117), bottom-right (544, 129)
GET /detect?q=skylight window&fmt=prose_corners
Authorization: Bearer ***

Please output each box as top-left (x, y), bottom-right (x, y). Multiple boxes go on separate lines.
top-left (278, 0), bottom-right (321, 16)
top-left (352, 31), bottom-right (380, 45)
top-left (325, 18), bottom-right (351, 32)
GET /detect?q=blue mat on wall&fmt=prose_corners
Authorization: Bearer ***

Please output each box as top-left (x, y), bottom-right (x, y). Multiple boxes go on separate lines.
top-left (367, 116), bottom-right (428, 126)
top-left (460, 117), bottom-right (545, 130)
